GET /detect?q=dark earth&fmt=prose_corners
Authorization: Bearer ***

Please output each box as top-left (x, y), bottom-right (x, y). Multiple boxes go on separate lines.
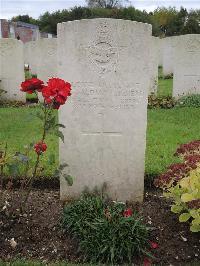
top-left (0, 189), bottom-right (199, 265)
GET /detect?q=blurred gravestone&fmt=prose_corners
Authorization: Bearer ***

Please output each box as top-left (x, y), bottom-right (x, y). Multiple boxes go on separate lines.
top-left (162, 36), bottom-right (178, 76)
top-left (149, 37), bottom-right (159, 94)
top-left (0, 38), bottom-right (25, 102)
top-left (36, 38), bottom-right (57, 82)
top-left (173, 34), bottom-right (200, 98)
top-left (24, 41), bottom-right (38, 75)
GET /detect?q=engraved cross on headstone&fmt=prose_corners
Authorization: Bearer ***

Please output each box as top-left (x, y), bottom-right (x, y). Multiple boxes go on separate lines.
top-left (81, 112), bottom-right (122, 137)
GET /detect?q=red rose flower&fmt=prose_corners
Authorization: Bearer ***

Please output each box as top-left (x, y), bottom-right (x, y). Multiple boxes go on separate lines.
top-left (21, 78), bottom-right (44, 94)
top-left (123, 208), bottom-right (133, 217)
top-left (143, 257), bottom-right (152, 266)
top-left (34, 141), bottom-right (47, 155)
top-left (150, 241), bottom-right (159, 249)
top-left (42, 78), bottom-right (71, 109)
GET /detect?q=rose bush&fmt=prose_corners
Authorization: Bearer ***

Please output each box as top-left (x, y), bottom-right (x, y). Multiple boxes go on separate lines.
top-left (19, 77), bottom-right (73, 209)
top-left (42, 78), bottom-right (71, 109)
top-left (21, 78), bottom-right (44, 94)
top-left (34, 141), bottom-right (47, 155)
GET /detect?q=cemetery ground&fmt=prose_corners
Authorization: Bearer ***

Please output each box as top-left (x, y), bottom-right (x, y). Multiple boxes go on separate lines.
top-left (0, 76), bottom-right (200, 265)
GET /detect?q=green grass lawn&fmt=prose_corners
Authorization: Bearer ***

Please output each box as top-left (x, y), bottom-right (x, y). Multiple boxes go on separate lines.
top-left (157, 66), bottom-right (173, 97)
top-left (146, 107), bottom-right (200, 175)
top-left (157, 78), bottom-right (173, 97)
top-left (0, 107), bottom-right (58, 177)
top-left (26, 93), bottom-right (38, 102)
top-left (0, 69), bottom-right (198, 179)
top-left (0, 105), bottom-right (200, 178)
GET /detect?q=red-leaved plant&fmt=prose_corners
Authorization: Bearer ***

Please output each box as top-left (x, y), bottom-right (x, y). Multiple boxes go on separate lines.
top-left (154, 140), bottom-right (200, 188)
top-left (20, 77), bottom-right (72, 209)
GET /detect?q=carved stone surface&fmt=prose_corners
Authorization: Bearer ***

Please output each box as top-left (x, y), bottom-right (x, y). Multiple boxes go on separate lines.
top-left (24, 41), bottom-right (38, 74)
top-left (173, 34), bottom-right (200, 98)
top-left (36, 38), bottom-right (57, 82)
top-left (24, 39), bottom-right (57, 81)
top-left (162, 36), bottom-right (179, 76)
top-left (0, 38), bottom-right (25, 101)
top-left (149, 37), bottom-right (159, 94)
top-left (157, 37), bottom-right (163, 67)
top-left (58, 18), bottom-right (152, 202)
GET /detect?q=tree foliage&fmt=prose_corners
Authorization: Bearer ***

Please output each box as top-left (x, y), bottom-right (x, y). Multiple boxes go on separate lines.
top-left (86, 0), bottom-right (128, 8)
top-left (12, 15), bottom-right (38, 26)
top-left (11, 6), bottom-right (200, 36)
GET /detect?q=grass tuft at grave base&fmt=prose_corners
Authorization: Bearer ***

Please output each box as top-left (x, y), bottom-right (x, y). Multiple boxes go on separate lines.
top-left (0, 106), bottom-right (200, 182)
top-left (62, 193), bottom-right (149, 264)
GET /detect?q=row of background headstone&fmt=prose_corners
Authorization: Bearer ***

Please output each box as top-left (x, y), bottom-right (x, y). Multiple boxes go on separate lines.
top-left (24, 33), bottom-right (200, 98)
top-left (0, 38), bottom-right (25, 101)
top-left (162, 35), bottom-right (200, 97)
top-left (1, 32), bottom-right (199, 102)
top-left (57, 21), bottom-right (200, 201)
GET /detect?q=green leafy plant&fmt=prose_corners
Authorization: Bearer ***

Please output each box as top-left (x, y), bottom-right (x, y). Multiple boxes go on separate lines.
top-left (0, 143), bottom-right (9, 182)
top-left (154, 140), bottom-right (200, 188)
top-left (148, 94), bottom-right (176, 109)
top-left (176, 94), bottom-right (200, 108)
top-left (63, 194), bottom-right (150, 264)
top-left (0, 88), bottom-right (7, 98)
top-left (164, 165), bottom-right (200, 232)
top-left (154, 140), bottom-right (200, 232)
top-left (25, 70), bottom-right (32, 80)
top-left (0, 86), bottom-right (7, 106)
top-left (157, 66), bottom-right (173, 80)
top-left (0, 100), bottom-right (25, 107)
top-left (163, 73), bottom-right (173, 79)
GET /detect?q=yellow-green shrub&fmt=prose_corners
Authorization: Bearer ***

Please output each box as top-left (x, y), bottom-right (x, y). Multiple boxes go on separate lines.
top-left (164, 165), bottom-right (200, 232)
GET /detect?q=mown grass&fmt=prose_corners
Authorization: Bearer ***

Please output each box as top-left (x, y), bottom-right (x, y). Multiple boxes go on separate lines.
top-left (0, 71), bottom-right (199, 178)
top-left (157, 78), bottom-right (173, 97)
top-left (157, 66), bottom-right (173, 97)
top-left (26, 92), bottom-right (38, 101)
top-left (146, 107), bottom-right (200, 176)
top-left (0, 105), bottom-right (200, 178)
top-left (0, 106), bottom-right (58, 177)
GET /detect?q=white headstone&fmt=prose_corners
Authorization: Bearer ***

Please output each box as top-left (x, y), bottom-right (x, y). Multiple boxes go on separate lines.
top-left (0, 38), bottom-right (25, 102)
top-left (24, 41), bottom-right (38, 75)
top-left (157, 38), bottom-right (163, 67)
top-left (36, 38), bottom-right (57, 83)
top-left (162, 36), bottom-right (178, 76)
top-left (149, 37), bottom-right (159, 94)
top-left (58, 19), bottom-right (152, 202)
top-left (173, 34), bottom-right (200, 98)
